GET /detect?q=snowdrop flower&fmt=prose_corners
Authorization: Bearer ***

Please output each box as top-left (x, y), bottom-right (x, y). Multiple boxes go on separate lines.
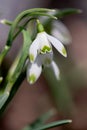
top-left (27, 20), bottom-right (67, 84)
top-left (27, 52), bottom-right (60, 84)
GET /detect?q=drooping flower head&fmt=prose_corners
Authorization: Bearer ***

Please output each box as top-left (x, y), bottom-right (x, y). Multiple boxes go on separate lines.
top-left (27, 20), bottom-right (67, 84)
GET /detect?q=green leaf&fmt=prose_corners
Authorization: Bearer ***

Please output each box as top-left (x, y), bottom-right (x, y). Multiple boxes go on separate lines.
top-left (35, 120), bottom-right (72, 130)
top-left (23, 120), bottom-right (72, 130)
top-left (55, 8), bottom-right (82, 18)
top-left (43, 66), bottom-right (74, 115)
top-left (31, 109), bottom-right (55, 128)
top-left (22, 109), bottom-right (55, 130)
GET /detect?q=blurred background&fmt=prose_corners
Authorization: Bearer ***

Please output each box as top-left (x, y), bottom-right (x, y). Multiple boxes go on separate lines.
top-left (0, 0), bottom-right (87, 130)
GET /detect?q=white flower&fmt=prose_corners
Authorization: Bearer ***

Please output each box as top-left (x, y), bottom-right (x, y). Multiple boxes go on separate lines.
top-left (29, 31), bottom-right (67, 63)
top-left (27, 52), bottom-right (60, 84)
top-left (27, 31), bottom-right (67, 84)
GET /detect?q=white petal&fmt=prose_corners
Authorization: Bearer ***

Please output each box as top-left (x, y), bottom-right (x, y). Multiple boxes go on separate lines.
top-left (50, 61), bottom-right (60, 80)
top-left (37, 32), bottom-right (52, 53)
top-left (27, 58), bottom-right (42, 84)
top-left (51, 20), bottom-right (72, 45)
top-left (46, 33), bottom-right (67, 57)
top-left (39, 52), bottom-right (53, 67)
top-left (29, 38), bottom-right (40, 63)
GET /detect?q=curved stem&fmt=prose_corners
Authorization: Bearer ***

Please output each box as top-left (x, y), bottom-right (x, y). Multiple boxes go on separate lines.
top-left (0, 8), bottom-right (55, 65)
top-left (7, 8), bottom-right (55, 45)
top-left (0, 30), bottom-right (31, 113)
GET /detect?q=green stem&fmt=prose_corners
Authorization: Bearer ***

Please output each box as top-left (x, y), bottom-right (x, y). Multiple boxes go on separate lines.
top-left (13, 17), bottom-right (37, 40)
top-left (0, 30), bottom-right (31, 114)
top-left (7, 8), bottom-right (55, 45)
top-left (0, 70), bottom-right (26, 116)
top-left (0, 71), bottom-right (26, 117)
top-left (5, 30), bottom-right (31, 91)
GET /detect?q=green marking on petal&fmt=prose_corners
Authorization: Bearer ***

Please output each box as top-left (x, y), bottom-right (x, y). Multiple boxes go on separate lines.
top-left (29, 74), bottom-right (36, 84)
top-left (62, 47), bottom-right (67, 57)
top-left (29, 54), bottom-right (34, 62)
top-left (41, 46), bottom-right (52, 53)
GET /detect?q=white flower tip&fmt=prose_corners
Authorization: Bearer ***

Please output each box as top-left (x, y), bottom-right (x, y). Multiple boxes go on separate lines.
top-left (0, 19), bottom-right (6, 24)
top-left (51, 61), bottom-right (60, 80)
top-left (49, 9), bottom-right (56, 12)
top-left (62, 47), bottom-right (67, 57)
top-left (27, 74), bottom-right (36, 84)
top-left (6, 91), bottom-right (10, 96)
top-left (77, 9), bottom-right (82, 13)
top-left (55, 71), bottom-right (60, 81)
top-left (54, 17), bottom-right (57, 20)
top-left (68, 120), bottom-right (72, 123)
top-left (51, 9), bottom-right (56, 12)
top-left (5, 45), bottom-right (10, 50)
top-left (0, 77), bottom-right (3, 83)
top-left (57, 74), bottom-right (60, 80)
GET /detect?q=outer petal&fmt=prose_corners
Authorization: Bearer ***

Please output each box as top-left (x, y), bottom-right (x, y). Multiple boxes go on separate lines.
top-left (29, 38), bottom-right (40, 63)
top-left (27, 59), bottom-right (42, 84)
top-left (50, 61), bottom-right (60, 80)
top-left (37, 32), bottom-right (52, 54)
top-left (46, 33), bottom-right (67, 57)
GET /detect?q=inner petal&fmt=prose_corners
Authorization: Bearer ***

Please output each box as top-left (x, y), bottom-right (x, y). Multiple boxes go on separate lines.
top-left (39, 52), bottom-right (53, 67)
top-left (41, 45), bottom-right (52, 53)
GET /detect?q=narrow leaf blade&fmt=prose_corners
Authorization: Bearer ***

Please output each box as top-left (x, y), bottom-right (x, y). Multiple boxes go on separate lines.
top-left (36, 120), bottom-right (72, 130)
